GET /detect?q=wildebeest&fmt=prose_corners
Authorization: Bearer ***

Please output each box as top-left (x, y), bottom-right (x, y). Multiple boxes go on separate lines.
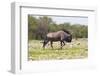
top-left (43, 29), bottom-right (72, 49)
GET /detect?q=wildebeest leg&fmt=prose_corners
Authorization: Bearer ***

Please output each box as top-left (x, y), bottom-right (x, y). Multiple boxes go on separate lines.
top-left (60, 41), bottom-right (65, 49)
top-left (50, 41), bottom-right (53, 49)
top-left (43, 40), bottom-right (49, 49)
top-left (62, 41), bottom-right (65, 46)
top-left (60, 41), bottom-right (63, 49)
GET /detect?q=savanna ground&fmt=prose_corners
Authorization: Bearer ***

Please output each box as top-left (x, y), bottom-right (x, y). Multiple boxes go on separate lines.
top-left (28, 38), bottom-right (88, 60)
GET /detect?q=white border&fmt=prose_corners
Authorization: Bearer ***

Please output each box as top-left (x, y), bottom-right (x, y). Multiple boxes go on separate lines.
top-left (11, 2), bottom-right (97, 74)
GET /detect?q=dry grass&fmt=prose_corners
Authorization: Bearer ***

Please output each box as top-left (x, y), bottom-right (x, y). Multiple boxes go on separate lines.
top-left (28, 38), bottom-right (88, 60)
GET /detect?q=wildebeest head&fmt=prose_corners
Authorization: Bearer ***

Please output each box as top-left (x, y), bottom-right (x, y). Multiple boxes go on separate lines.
top-left (65, 34), bottom-right (72, 42)
top-left (62, 29), bottom-right (72, 42)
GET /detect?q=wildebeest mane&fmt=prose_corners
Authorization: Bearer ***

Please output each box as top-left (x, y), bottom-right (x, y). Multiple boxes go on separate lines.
top-left (62, 29), bottom-right (71, 34)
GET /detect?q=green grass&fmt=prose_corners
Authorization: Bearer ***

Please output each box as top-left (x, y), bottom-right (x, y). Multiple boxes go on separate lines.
top-left (28, 38), bottom-right (88, 60)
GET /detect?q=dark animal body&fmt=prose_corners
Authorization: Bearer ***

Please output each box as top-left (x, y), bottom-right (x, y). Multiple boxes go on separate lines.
top-left (43, 30), bottom-right (72, 49)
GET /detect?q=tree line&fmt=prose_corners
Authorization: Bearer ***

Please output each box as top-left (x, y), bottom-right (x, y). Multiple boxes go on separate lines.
top-left (28, 15), bottom-right (88, 40)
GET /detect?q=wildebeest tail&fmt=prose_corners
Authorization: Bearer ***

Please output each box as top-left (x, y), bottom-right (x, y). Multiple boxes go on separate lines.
top-left (40, 35), bottom-right (48, 43)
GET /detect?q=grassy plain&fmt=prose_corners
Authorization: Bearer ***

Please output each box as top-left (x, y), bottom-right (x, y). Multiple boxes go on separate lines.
top-left (28, 38), bottom-right (88, 60)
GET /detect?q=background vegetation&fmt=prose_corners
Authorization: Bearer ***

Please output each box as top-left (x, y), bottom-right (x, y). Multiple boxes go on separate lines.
top-left (28, 15), bottom-right (88, 40)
